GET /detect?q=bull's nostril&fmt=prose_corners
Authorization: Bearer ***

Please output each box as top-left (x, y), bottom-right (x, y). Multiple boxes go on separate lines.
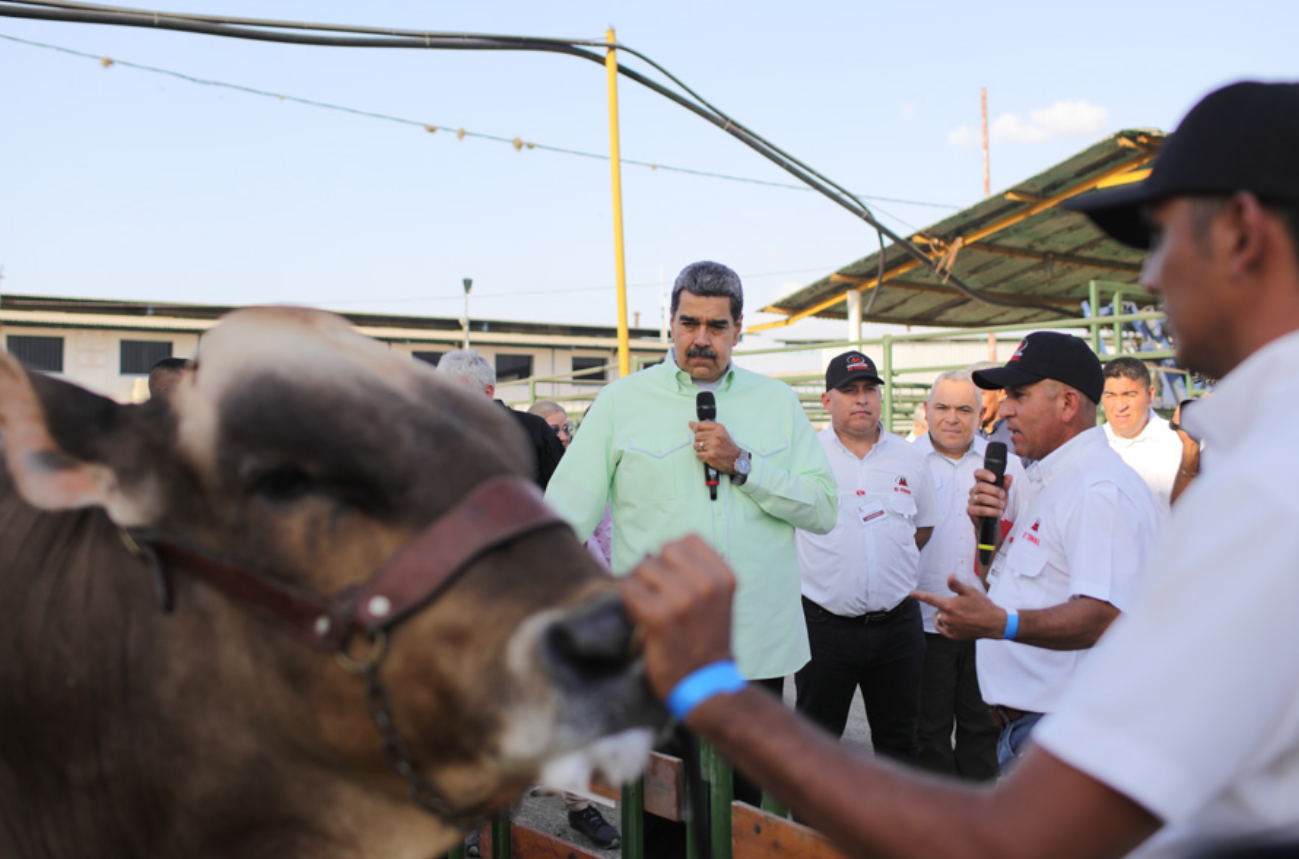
top-left (546, 595), bottom-right (635, 673)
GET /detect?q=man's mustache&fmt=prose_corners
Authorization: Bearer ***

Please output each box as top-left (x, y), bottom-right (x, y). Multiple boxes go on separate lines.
top-left (686, 346), bottom-right (718, 359)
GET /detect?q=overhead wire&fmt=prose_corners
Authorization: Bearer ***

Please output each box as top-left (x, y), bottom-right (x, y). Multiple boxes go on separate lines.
top-left (0, 0), bottom-right (1045, 312)
top-left (0, 31), bottom-right (955, 224)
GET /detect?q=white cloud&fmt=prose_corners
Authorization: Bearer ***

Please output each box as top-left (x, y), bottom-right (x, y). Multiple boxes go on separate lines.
top-left (900, 103), bottom-right (917, 120)
top-left (948, 99), bottom-right (1109, 147)
top-left (948, 125), bottom-right (979, 147)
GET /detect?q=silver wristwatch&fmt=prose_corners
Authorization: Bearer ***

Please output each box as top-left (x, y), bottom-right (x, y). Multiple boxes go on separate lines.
top-left (731, 449), bottom-right (752, 486)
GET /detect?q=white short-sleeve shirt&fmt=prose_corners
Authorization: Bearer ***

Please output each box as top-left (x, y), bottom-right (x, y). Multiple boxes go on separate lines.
top-left (798, 427), bottom-right (938, 616)
top-left (912, 433), bottom-right (1025, 634)
top-left (1035, 330), bottom-right (1299, 857)
top-left (976, 427), bottom-right (1159, 713)
top-left (1103, 410), bottom-right (1183, 519)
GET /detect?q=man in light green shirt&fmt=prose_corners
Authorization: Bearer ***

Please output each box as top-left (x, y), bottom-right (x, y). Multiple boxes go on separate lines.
top-left (546, 261), bottom-right (836, 683)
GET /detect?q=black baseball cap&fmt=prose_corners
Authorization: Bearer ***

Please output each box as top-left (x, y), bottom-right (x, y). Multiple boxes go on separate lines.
top-left (1064, 81), bottom-right (1299, 248)
top-left (825, 351), bottom-right (884, 391)
top-left (971, 332), bottom-right (1104, 403)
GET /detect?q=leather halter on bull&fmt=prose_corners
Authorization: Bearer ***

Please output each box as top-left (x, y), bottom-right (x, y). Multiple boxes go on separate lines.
top-left (122, 475), bottom-right (567, 828)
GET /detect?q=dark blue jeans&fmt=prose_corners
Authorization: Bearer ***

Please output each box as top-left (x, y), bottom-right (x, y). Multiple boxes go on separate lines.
top-left (996, 710), bottom-right (1045, 773)
top-left (795, 596), bottom-right (926, 762)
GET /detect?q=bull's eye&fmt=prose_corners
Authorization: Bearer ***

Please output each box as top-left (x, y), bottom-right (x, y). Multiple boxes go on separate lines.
top-left (251, 465), bottom-right (319, 503)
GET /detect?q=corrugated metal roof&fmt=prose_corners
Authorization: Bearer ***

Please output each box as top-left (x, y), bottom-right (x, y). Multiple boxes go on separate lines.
top-left (755, 129), bottom-right (1166, 331)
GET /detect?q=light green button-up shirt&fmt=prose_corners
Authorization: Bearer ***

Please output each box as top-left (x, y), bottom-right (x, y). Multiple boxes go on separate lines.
top-left (545, 355), bottom-right (837, 680)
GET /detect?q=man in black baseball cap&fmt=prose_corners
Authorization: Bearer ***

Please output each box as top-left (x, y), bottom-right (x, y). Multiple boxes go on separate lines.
top-left (824, 350), bottom-right (885, 391)
top-left (971, 332), bottom-right (1104, 404)
top-left (617, 81), bottom-right (1299, 859)
top-left (968, 331), bottom-right (1105, 462)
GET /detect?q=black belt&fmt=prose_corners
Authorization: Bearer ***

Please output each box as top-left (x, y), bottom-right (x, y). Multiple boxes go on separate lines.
top-left (802, 595), bottom-right (914, 625)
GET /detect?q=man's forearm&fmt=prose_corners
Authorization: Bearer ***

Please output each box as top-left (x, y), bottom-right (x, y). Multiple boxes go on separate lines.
top-left (1015, 597), bottom-right (1119, 650)
top-left (687, 687), bottom-right (1158, 859)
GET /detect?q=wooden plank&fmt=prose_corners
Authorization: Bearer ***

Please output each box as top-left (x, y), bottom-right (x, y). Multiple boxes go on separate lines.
top-left (731, 803), bottom-right (850, 859)
top-left (480, 821), bottom-right (605, 859)
top-left (590, 751), bottom-right (687, 822)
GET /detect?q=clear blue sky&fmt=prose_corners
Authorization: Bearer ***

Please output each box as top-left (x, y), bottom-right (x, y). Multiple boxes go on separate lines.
top-left (0, 1), bottom-right (1293, 342)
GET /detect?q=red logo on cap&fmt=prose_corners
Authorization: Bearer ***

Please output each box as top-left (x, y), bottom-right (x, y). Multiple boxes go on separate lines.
top-left (1010, 340), bottom-right (1027, 363)
top-left (846, 355), bottom-right (870, 370)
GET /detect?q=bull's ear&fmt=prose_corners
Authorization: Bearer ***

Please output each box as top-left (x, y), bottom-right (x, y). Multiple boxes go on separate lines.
top-left (0, 352), bottom-right (157, 525)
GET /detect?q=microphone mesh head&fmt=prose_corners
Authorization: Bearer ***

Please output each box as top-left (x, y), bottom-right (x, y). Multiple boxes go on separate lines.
top-left (696, 391), bottom-right (717, 421)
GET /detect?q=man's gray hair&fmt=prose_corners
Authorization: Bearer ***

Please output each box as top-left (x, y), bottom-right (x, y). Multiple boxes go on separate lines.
top-left (929, 369), bottom-right (981, 407)
top-left (436, 349), bottom-right (496, 390)
top-left (670, 260), bottom-right (744, 321)
top-left (528, 400), bottom-right (566, 419)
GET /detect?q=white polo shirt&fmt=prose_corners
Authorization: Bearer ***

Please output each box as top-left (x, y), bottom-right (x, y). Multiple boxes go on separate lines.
top-left (1103, 409), bottom-right (1183, 518)
top-left (797, 426), bottom-right (937, 616)
top-left (1035, 330), bottom-right (1299, 858)
top-left (976, 426), bottom-right (1159, 714)
top-left (912, 433), bottom-right (1026, 634)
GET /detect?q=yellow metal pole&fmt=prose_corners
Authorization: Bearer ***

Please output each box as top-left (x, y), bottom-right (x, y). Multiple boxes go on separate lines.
top-left (606, 27), bottom-right (632, 377)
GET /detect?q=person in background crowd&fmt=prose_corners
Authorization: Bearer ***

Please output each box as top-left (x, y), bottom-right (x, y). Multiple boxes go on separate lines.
top-left (1100, 357), bottom-right (1193, 516)
top-left (148, 356), bottom-right (191, 401)
top-left (912, 369), bottom-right (1024, 781)
top-left (621, 80), bottom-right (1299, 859)
top-left (528, 400), bottom-right (574, 450)
top-left (969, 360), bottom-right (1014, 449)
top-left (437, 349), bottom-right (565, 490)
top-left (794, 350), bottom-right (936, 762)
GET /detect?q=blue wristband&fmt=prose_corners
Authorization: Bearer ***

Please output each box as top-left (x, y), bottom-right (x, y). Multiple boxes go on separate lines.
top-left (1003, 610), bottom-right (1020, 641)
top-left (666, 660), bottom-right (747, 721)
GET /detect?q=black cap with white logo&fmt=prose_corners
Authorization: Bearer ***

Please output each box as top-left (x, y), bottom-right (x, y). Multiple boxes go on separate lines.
top-left (971, 332), bottom-right (1104, 404)
top-left (825, 351), bottom-right (884, 391)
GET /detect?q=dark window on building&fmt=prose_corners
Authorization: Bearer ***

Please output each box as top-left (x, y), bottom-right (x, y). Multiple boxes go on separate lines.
top-left (413, 351), bottom-right (444, 367)
top-left (571, 356), bottom-right (608, 383)
top-left (495, 353), bottom-right (533, 383)
top-left (6, 335), bottom-right (64, 373)
top-left (120, 340), bottom-right (173, 375)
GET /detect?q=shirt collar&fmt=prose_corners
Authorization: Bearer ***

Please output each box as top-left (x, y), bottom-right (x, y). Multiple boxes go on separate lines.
top-left (913, 430), bottom-right (983, 463)
top-left (1103, 409), bottom-right (1163, 443)
top-left (1186, 329), bottom-right (1299, 452)
top-left (826, 423), bottom-right (891, 457)
top-left (665, 347), bottom-right (736, 393)
top-left (1026, 425), bottom-right (1106, 487)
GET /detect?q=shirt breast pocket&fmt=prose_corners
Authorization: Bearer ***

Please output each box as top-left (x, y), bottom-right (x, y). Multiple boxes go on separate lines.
top-left (623, 432), bottom-right (691, 500)
top-left (1006, 544), bottom-right (1055, 603)
top-left (885, 490), bottom-right (918, 542)
top-left (733, 433), bottom-right (788, 460)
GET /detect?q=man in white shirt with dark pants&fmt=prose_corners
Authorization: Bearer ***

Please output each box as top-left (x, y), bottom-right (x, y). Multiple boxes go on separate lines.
top-left (912, 369), bottom-right (1024, 781)
top-left (795, 351), bottom-right (937, 762)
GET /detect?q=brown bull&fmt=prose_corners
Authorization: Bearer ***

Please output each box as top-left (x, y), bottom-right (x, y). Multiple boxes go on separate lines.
top-left (0, 307), bottom-right (661, 859)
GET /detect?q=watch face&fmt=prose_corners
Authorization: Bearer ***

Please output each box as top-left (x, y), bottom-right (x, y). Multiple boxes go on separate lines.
top-left (736, 452), bottom-right (752, 475)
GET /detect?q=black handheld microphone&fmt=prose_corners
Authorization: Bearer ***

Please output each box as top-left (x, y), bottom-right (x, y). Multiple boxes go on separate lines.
top-left (696, 392), bottom-right (720, 501)
top-left (977, 442), bottom-right (1008, 566)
